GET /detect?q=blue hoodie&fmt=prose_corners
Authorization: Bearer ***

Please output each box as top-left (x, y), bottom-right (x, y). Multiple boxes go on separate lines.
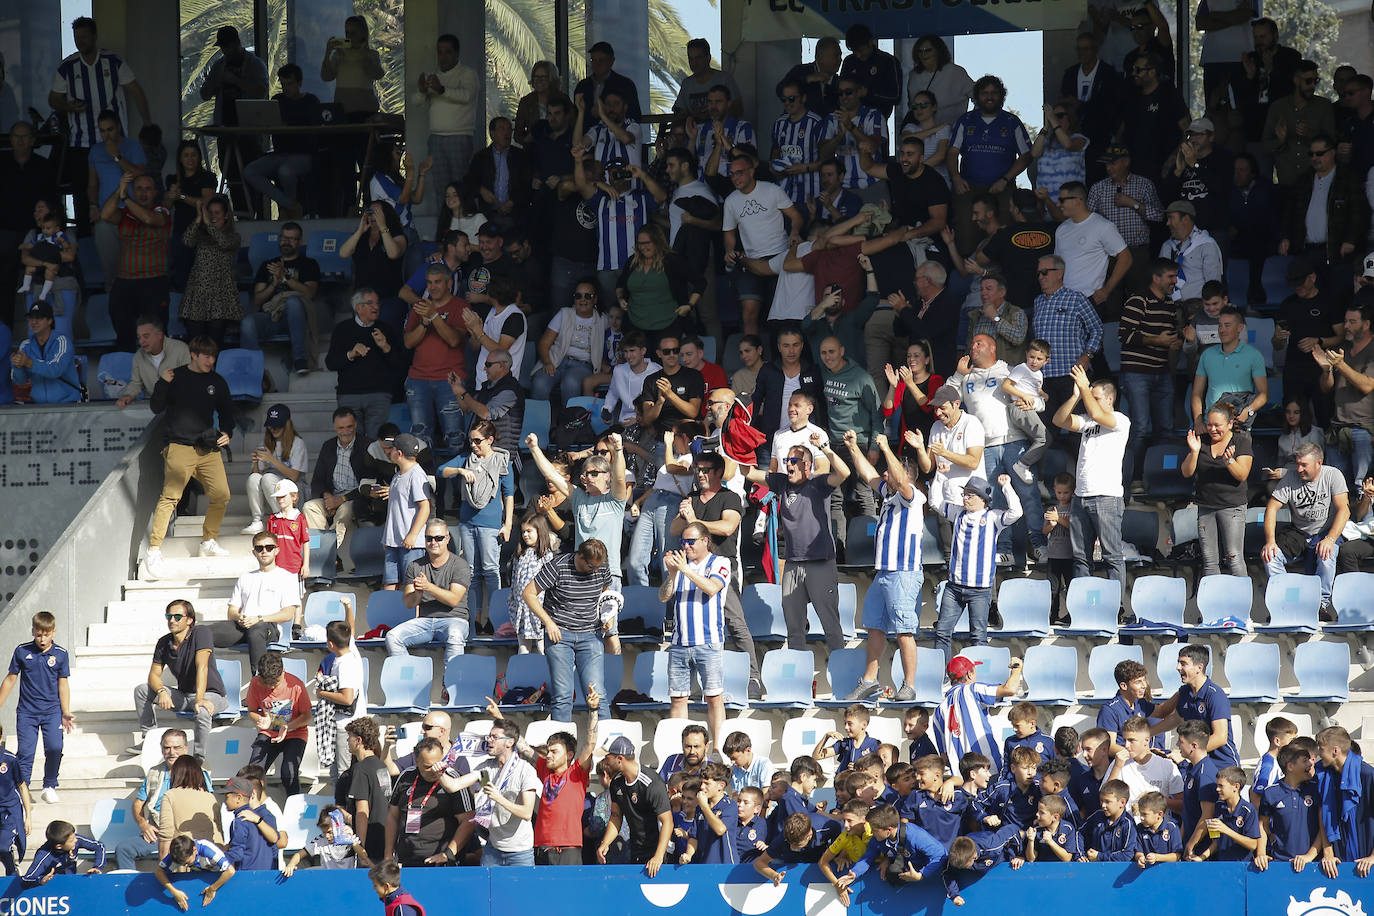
top-left (12, 329), bottom-right (80, 403)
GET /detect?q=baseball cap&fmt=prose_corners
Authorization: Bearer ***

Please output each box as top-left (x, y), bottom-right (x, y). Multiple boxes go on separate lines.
top-left (1286, 257), bottom-right (1316, 285)
top-left (272, 479), bottom-right (298, 498)
top-left (391, 432), bottom-right (423, 458)
top-left (26, 300), bottom-right (54, 321)
top-left (605, 736), bottom-right (636, 757)
top-left (929, 384), bottom-right (961, 407)
top-left (214, 26), bottom-right (241, 48)
top-left (1097, 144), bottom-right (1131, 163)
top-left (947, 656), bottom-right (983, 678)
top-left (1187, 117), bottom-right (1215, 133)
top-left (1165, 200), bottom-right (1196, 218)
top-left (963, 477), bottom-right (994, 502)
top-left (265, 404), bottom-right (291, 427)
top-left (1362, 252), bottom-right (1374, 279)
top-left (222, 776), bottom-right (254, 797)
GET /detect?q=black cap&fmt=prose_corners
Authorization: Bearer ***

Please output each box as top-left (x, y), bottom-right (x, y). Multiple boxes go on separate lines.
top-left (26, 300), bottom-right (54, 321)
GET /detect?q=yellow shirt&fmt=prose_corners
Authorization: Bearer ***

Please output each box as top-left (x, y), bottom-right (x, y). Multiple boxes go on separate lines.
top-left (828, 823), bottom-right (872, 863)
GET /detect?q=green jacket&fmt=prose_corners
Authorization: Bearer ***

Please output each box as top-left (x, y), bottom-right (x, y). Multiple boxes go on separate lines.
top-left (822, 358), bottom-right (882, 450)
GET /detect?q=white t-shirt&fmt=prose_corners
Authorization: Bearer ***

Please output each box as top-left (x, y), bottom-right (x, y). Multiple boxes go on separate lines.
top-left (332, 648), bottom-right (367, 726)
top-left (229, 567), bottom-right (301, 646)
top-left (1111, 753), bottom-right (1184, 810)
top-left (772, 422), bottom-right (827, 467)
top-left (1055, 213), bottom-right (1127, 297)
top-left (606, 360), bottom-right (659, 423)
top-left (482, 757), bottom-right (543, 852)
top-left (1198, 0), bottom-right (1254, 64)
top-left (550, 309), bottom-right (598, 363)
top-left (777, 369), bottom-right (804, 431)
top-left (1008, 363), bottom-right (1045, 409)
top-left (947, 361), bottom-right (1012, 445)
top-left (929, 411), bottom-right (987, 510)
top-left (1075, 411), bottom-right (1130, 498)
top-left (722, 181), bottom-right (794, 258)
top-left (264, 436), bottom-right (309, 476)
top-left (770, 241), bottom-right (813, 323)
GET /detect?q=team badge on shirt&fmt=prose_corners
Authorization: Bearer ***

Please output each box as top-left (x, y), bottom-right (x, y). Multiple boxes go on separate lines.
top-left (47, 657), bottom-right (55, 667)
top-left (1057, 833), bottom-right (1067, 844)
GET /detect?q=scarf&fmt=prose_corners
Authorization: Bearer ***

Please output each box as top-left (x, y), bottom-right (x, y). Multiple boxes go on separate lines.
top-left (312, 670), bottom-right (341, 768)
top-left (1318, 751), bottom-right (1365, 860)
top-left (472, 753), bottom-right (522, 829)
top-left (460, 448), bottom-right (510, 510)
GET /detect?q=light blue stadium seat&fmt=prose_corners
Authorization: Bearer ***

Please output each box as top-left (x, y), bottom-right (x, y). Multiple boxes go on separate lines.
top-left (89, 798), bottom-right (140, 849)
top-left (360, 589), bottom-right (411, 641)
top-left (283, 657), bottom-right (308, 687)
top-left (215, 348), bottom-right (264, 402)
top-left (887, 646), bottom-right (945, 707)
top-left (500, 654), bottom-right (552, 713)
top-left (1085, 644), bottom-right (1143, 703)
top-left (306, 529), bottom-right (337, 581)
top-left (95, 351), bottom-right (134, 399)
top-left (247, 231), bottom-right (280, 276)
top-left (807, 582), bottom-right (857, 640)
top-left (1143, 443), bottom-right (1193, 500)
top-left (1328, 572), bottom-right (1374, 631)
top-left (753, 649), bottom-right (816, 709)
top-left (77, 236), bottom-right (102, 288)
top-left (217, 659), bottom-right (242, 717)
top-left (956, 645), bottom-right (1010, 687)
top-left (1057, 577), bottom-right (1121, 638)
top-left (921, 513), bottom-right (942, 566)
top-left (79, 293), bottom-right (116, 349)
top-left (520, 400), bottom-right (552, 451)
top-left (1223, 642), bottom-right (1280, 703)
top-left (1289, 641), bottom-right (1350, 703)
top-left (306, 230), bottom-right (352, 284)
top-left (299, 589), bottom-right (349, 647)
top-left (993, 578), bottom-right (1051, 639)
top-left (1022, 644), bottom-right (1079, 705)
top-left (720, 651), bottom-right (751, 709)
top-left (1171, 506), bottom-right (1198, 546)
top-left (1155, 641), bottom-right (1210, 689)
top-left (616, 652), bottom-right (670, 712)
top-left (1193, 574), bottom-right (1253, 632)
top-left (279, 794), bottom-right (335, 852)
top-left (1245, 318), bottom-right (1276, 369)
top-left (340, 527), bottom-right (385, 581)
top-left (1258, 573), bottom-right (1321, 634)
top-left (743, 583), bottom-right (787, 642)
top-left (843, 516), bottom-right (878, 569)
top-left (576, 650), bottom-right (624, 708)
top-left (1124, 575), bottom-right (1187, 635)
top-left (374, 656), bottom-right (434, 714)
top-left (443, 655), bottom-right (498, 712)
top-left (818, 648), bottom-right (869, 708)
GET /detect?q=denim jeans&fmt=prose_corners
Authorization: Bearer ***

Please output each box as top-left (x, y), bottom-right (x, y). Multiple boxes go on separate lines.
top-left (1071, 494), bottom-right (1126, 585)
top-left (240, 296), bottom-right (309, 363)
top-left (1118, 371), bottom-right (1175, 484)
top-left (546, 629), bottom-right (610, 722)
top-left (481, 844), bottom-right (535, 866)
top-left (983, 440), bottom-right (1045, 555)
top-left (242, 152), bottom-right (313, 209)
top-left (627, 490), bottom-right (677, 586)
top-left (934, 581), bottom-right (991, 660)
top-left (115, 836), bottom-right (158, 870)
top-left (386, 615), bottom-right (469, 663)
top-left (530, 357), bottom-right (594, 403)
top-left (459, 522), bottom-right (503, 624)
top-left (133, 685), bottom-right (229, 757)
top-left (1198, 505), bottom-right (1246, 577)
top-left (405, 376), bottom-right (466, 459)
top-left (1266, 527), bottom-right (1343, 600)
top-left (1330, 427), bottom-right (1373, 492)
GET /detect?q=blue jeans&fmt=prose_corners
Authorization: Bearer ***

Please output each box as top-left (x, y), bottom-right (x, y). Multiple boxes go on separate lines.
top-left (115, 835), bottom-right (158, 871)
top-left (405, 376), bottom-right (466, 459)
top-left (530, 357), bottom-right (594, 403)
top-left (1071, 494), bottom-right (1126, 585)
top-left (983, 440), bottom-right (1045, 555)
top-left (934, 581), bottom-right (991, 660)
top-left (546, 629), bottom-right (609, 722)
top-left (242, 152), bottom-right (312, 208)
top-left (385, 615), bottom-right (469, 663)
top-left (16, 711), bottom-right (62, 789)
top-left (1330, 426), bottom-right (1373, 491)
top-left (1266, 528), bottom-right (1343, 601)
top-left (627, 490), bottom-right (677, 586)
top-left (383, 546), bottom-right (426, 586)
top-left (239, 297), bottom-right (309, 363)
top-left (481, 844), bottom-right (535, 866)
top-left (460, 522), bottom-right (503, 624)
top-left (1118, 371), bottom-right (1175, 484)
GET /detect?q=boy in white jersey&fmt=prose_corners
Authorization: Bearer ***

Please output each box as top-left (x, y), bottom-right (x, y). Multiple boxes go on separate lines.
top-left (932, 476), bottom-right (1022, 660)
top-left (659, 521), bottom-right (730, 747)
top-left (839, 430), bottom-right (926, 703)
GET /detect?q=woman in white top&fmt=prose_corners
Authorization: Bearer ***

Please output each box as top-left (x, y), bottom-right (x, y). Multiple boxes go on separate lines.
top-left (1031, 101), bottom-right (1089, 193)
top-left (1268, 397), bottom-right (1324, 494)
top-left (905, 36), bottom-right (973, 129)
top-left (899, 90), bottom-right (952, 186)
top-left (243, 404), bottom-right (310, 534)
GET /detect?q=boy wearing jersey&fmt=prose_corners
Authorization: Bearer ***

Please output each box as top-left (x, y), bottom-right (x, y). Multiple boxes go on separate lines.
top-left (932, 475), bottom-right (1022, 659)
top-left (659, 522), bottom-right (730, 747)
top-left (840, 431), bottom-right (925, 703)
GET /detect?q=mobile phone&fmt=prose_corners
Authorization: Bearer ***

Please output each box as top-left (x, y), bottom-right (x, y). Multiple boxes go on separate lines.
top-left (480, 770), bottom-right (491, 787)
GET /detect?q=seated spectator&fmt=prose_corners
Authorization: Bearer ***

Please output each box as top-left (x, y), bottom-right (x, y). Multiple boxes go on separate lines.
top-left (10, 301), bottom-right (81, 404)
top-left (1263, 442), bottom-right (1350, 616)
top-left (532, 278), bottom-right (610, 403)
top-left (157, 756), bottom-right (222, 856)
top-left (1182, 403), bottom-right (1252, 578)
top-left (304, 407), bottom-right (371, 575)
top-left (179, 193), bottom-right (242, 346)
top-left (616, 224), bottom-right (701, 347)
top-left (1314, 301), bottom-right (1374, 485)
top-left (114, 729), bottom-right (208, 870)
top-left (324, 289), bottom-right (403, 439)
top-left (389, 519), bottom-right (471, 663)
top-left (242, 404), bottom-right (309, 535)
top-left (678, 337), bottom-right (726, 401)
top-left (461, 275), bottom-right (527, 387)
top-left (241, 63), bottom-right (321, 220)
top-left (240, 221), bottom-right (319, 375)
top-left (1161, 201), bottom-right (1223, 301)
top-left (207, 531), bottom-right (300, 675)
top-left (729, 335), bottom-right (765, 402)
top-left (18, 197), bottom-right (78, 310)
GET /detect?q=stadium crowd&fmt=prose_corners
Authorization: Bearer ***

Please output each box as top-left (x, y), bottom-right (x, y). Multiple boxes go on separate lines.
top-left (3, 5), bottom-right (1374, 889)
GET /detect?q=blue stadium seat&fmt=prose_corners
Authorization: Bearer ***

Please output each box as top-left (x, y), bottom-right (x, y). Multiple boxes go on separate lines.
top-left (79, 293), bottom-right (116, 349)
top-left (576, 651), bottom-right (624, 708)
top-left (95, 351), bottom-right (134, 400)
top-left (956, 646), bottom-right (1010, 687)
top-left (306, 230), bottom-right (353, 284)
top-left (1155, 641), bottom-right (1209, 689)
top-left (77, 236), bottom-right (103, 289)
top-left (928, 581), bottom-right (971, 638)
top-left (1142, 443), bottom-right (1193, 500)
top-left (299, 589), bottom-right (350, 647)
top-left (500, 654), bottom-right (552, 713)
top-left (518, 339), bottom-right (538, 388)
top-left (1328, 572), bottom-right (1374, 631)
top-left (753, 649), bottom-right (816, 709)
top-left (1170, 506), bottom-right (1198, 547)
top-left (216, 659), bottom-right (242, 718)
top-left (1121, 509), bottom-right (1159, 561)
top-left (374, 656), bottom-right (434, 714)
top-left (887, 646), bottom-right (945, 707)
top-left (469, 590), bottom-right (515, 647)
top-left (203, 726), bottom-right (255, 779)
top-left (1245, 318), bottom-right (1276, 369)
top-left (1289, 641), bottom-right (1350, 703)
top-left (168, 291), bottom-right (187, 339)
top-left (247, 231), bottom-right (280, 276)
top-left (721, 333), bottom-right (746, 374)
top-left (1057, 577), bottom-right (1121, 638)
top-left (442, 655), bottom-right (498, 712)
top-left (51, 288), bottom-right (78, 341)
top-left (306, 529), bottom-right (338, 581)
top-left (742, 583), bottom-right (787, 642)
top-left (279, 794), bottom-right (335, 852)
top-left (1193, 574), bottom-right (1253, 632)
top-left (993, 578), bottom-right (1051, 638)
top-left (702, 338), bottom-right (716, 363)
top-left (1085, 644), bottom-right (1144, 703)
top-left (520, 400), bottom-right (552, 451)
top-left (1223, 642), bottom-right (1280, 703)
top-left (361, 589), bottom-right (411, 641)
top-left (567, 396), bottom-right (610, 434)
top-left (387, 402), bottom-right (411, 432)
top-left (215, 348), bottom-right (264, 402)
top-left (340, 527), bottom-right (385, 581)
top-left (1022, 644), bottom-right (1079, 705)
top-left (1124, 575), bottom-right (1187, 635)
top-left (1258, 573), bottom-right (1322, 634)
top-left (283, 657), bottom-right (308, 687)
top-left (720, 651), bottom-right (751, 709)
top-left (1101, 321), bottom-right (1121, 372)
top-left (843, 516), bottom-right (878, 569)
top-left (806, 582), bottom-right (856, 640)
top-left (617, 651), bottom-right (670, 712)
top-left (921, 513), bottom-right (942, 566)
top-left (818, 648), bottom-right (869, 708)
top-left (89, 798), bottom-right (140, 849)
top-left (810, 786), bottom-right (837, 812)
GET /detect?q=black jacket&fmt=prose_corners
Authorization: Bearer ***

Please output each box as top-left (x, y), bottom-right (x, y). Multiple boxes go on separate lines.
top-left (897, 290), bottom-right (960, 377)
top-left (1282, 165), bottom-right (1371, 260)
top-left (1059, 61), bottom-right (1122, 150)
top-left (324, 319), bottom-right (404, 396)
top-left (574, 70), bottom-right (643, 125)
top-left (310, 434), bottom-right (374, 504)
top-left (464, 144), bottom-right (534, 212)
top-left (751, 361), bottom-right (829, 441)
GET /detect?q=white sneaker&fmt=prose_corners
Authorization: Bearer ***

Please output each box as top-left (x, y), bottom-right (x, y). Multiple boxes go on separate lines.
top-left (1012, 461), bottom-right (1034, 485)
top-left (144, 548), bottom-right (168, 580)
top-left (199, 539), bottom-right (230, 558)
top-left (40, 787), bottom-right (58, 804)
top-left (240, 519), bottom-right (265, 535)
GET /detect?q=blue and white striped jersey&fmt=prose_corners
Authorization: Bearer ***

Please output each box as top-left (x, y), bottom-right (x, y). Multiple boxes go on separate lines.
top-left (771, 111), bottom-right (827, 207)
top-left (934, 682), bottom-right (1004, 772)
top-left (594, 188), bottom-right (657, 272)
top-left (823, 106), bottom-right (888, 189)
top-left (52, 50), bottom-right (136, 148)
top-left (671, 553), bottom-right (731, 647)
top-left (695, 117), bottom-right (756, 178)
top-left (941, 482), bottom-right (1022, 588)
top-left (875, 480), bottom-right (925, 572)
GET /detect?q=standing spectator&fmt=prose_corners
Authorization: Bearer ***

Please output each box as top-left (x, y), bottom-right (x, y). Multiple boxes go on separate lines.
top-left (906, 36), bottom-right (973, 127)
top-left (530, 431), bottom-right (629, 582)
top-left (839, 24), bottom-right (902, 118)
top-left (605, 333), bottom-right (659, 425)
top-left (1054, 181), bottom-right (1132, 316)
top-left (771, 81), bottom-right (826, 209)
top-left (164, 141), bottom-right (218, 292)
top-left (199, 27), bottom-right (268, 212)
top-left (1121, 9), bottom-right (1176, 84)
top-left (1116, 55), bottom-right (1190, 189)
top-left (617, 226), bottom-right (702, 347)
top-left (1150, 645), bottom-right (1240, 768)
top-left (416, 35), bottom-right (478, 202)
top-left (819, 77), bottom-right (888, 191)
top-left (574, 42), bottom-right (643, 125)
top-left (659, 524), bottom-right (731, 743)
top-left (933, 655), bottom-right (1024, 774)
top-left (1195, 0), bottom-right (1253, 104)
top-left (240, 221), bottom-right (318, 375)
top-left (898, 91), bottom-right (953, 188)
top-left (0, 612), bottom-right (70, 805)
top-left (674, 38), bottom-right (743, 120)
top-left (117, 315), bottom-right (190, 409)
top-left (10, 302), bottom-right (81, 404)
top-left (978, 190), bottom-right (1060, 310)
top-left (244, 652), bottom-right (309, 797)
top-left (101, 172), bottom-right (172, 351)
top-left (723, 153), bottom-right (803, 337)
top-left (915, 384), bottom-right (987, 520)
top-left (241, 64), bottom-right (321, 221)
top-left (462, 721), bottom-right (542, 867)
top-left (342, 719), bottom-right (391, 861)
top-left (1264, 61), bottom-right (1337, 194)
top-left (466, 118), bottom-right (528, 223)
top-left (776, 37), bottom-right (842, 117)
top-left (883, 340), bottom-right (943, 450)
top-left (522, 540), bottom-right (615, 723)
top-left (743, 433), bottom-right (851, 650)
top-left (87, 110), bottom-right (147, 291)
top-left (462, 277), bottom-right (527, 389)
top-left (598, 737), bottom-right (672, 873)
top-left (1031, 103), bottom-right (1089, 195)
top-left (380, 433), bottom-right (434, 592)
top-left (388, 519), bottom-right (471, 663)
top-left (751, 328), bottom-right (828, 458)
top-left (1236, 19), bottom-right (1302, 158)
top-left (1181, 403), bottom-right (1252, 577)
top-left (1053, 366), bottom-right (1130, 588)
top-left (1316, 302), bottom-right (1374, 485)
top-left (157, 760), bottom-right (224, 855)
top-left (144, 337), bottom-right (234, 578)
top-left (0, 122), bottom-right (59, 304)
top-left (383, 737), bottom-right (470, 867)
top-left (932, 475), bottom-right (1022, 656)
top-left (1313, 727), bottom-right (1374, 868)
top-left (695, 85), bottom-right (755, 181)
top-left (403, 263), bottom-right (468, 460)
top-left (1161, 200), bottom-right (1224, 300)
top-left (325, 290), bottom-right (403, 438)
top-left (679, 338), bottom-right (727, 398)
top-left (573, 146), bottom-right (665, 310)
top-left (1275, 259), bottom-right (1344, 427)
top-left (320, 16), bottom-right (383, 116)
top-left (732, 336), bottom-right (765, 400)
top-left (208, 531), bottom-right (299, 674)
top-left (1263, 442), bottom-right (1350, 614)
top-left (1088, 145), bottom-right (1164, 297)
top-left (1162, 118), bottom-right (1233, 242)
top-left (305, 408), bottom-right (371, 576)
top-left (49, 16), bottom-right (152, 236)
top-left (342, 201), bottom-right (409, 326)
top-left (440, 422), bottom-right (515, 630)
top-left (1118, 259), bottom-right (1183, 483)
top-left (242, 404), bottom-right (308, 535)
top-left (892, 261), bottom-right (960, 376)
top-left (949, 76), bottom-right (1032, 253)
top-left (1190, 306), bottom-right (1269, 428)
top-left (1031, 254), bottom-right (1104, 411)
top-left (133, 601), bottom-right (228, 758)
top-left (1279, 135), bottom-right (1370, 295)
top-left (819, 338), bottom-right (881, 536)
top-left (1230, 153), bottom-right (1278, 305)
top-left (1061, 34), bottom-right (1123, 181)
top-left (178, 194), bottom-right (241, 346)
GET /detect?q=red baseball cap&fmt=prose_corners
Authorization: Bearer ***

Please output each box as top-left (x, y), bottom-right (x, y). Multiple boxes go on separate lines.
top-left (947, 656), bottom-right (983, 678)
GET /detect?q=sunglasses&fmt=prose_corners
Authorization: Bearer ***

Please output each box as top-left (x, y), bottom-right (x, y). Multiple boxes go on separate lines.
top-left (1038, 268), bottom-right (1060, 276)
top-left (1310, 149), bottom-right (1333, 157)
top-left (252, 545), bottom-right (277, 553)
top-left (681, 537), bottom-right (702, 545)
top-left (484, 360), bottom-right (506, 369)
top-left (694, 465), bottom-right (718, 474)
top-left (572, 291), bottom-right (596, 299)
top-left (659, 347), bottom-right (680, 355)
top-left (420, 723), bottom-right (443, 731)
top-left (781, 95), bottom-right (799, 102)
top-left (784, 457), bottom-right (803, 466)
top-left (165, 613), bottom-right (186, 622)
top-left (594, 449), bottom-right (612, 456)
top-left (425, 534), bottom-right (448, 543)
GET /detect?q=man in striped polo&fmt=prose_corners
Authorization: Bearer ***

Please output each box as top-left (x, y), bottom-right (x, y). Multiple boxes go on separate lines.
top-left (841, 431), bottom-right (925, 703)
top-left (659, 521), bottom-right (730, 747)
top-left (933, 655), bottom-right (1023, 775)
top-left (932, 475), bottom-right (1022, 659)
top-left (522, 539), bottom-right (614, 724)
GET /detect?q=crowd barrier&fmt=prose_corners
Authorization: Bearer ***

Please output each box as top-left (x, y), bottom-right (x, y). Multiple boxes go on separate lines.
top-left (2, 862), bottom-right (1370, 916)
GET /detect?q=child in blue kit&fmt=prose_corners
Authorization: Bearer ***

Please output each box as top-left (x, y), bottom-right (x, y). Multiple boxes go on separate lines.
top-left (1255, 744), bottom-right (1322, 870)
top-left (21, 819), bottom-right (105, 886)
top-left (882, 762), bottom-right (917, 812)
top-left (753, 812), bottom-right (825, 884)
top-left (1082, 779), bottom-right (1138, 861)
top-left (682, 762), bottom-right (738, 864)
top-left (982, 746), bottom-right (1041, 829)
top-left (668, 773), bottom-right (698, 860)
top-left (1001, 702), bottom-right (1056, 777)
top-left (0, 612), bottom-right (72, 804)
top-left (735, 786), bottom-right (768, 862)
top-left (1016, 796), bottom-right (1082, 865)
top-left (765, 757), bottom-right (824, 841)
top-left (1134, 791), bottom-right (1183, 867)
top-left (1177, 719), bottom-right (1221, 858)
top-left (906, 755), bottom-right (967, 846)
top-left (957, 752), bottom-right (997, 833)
top-left (904, 708), bottom-right (938, 762)
top-left (1250, 716), bottom-right (1298, 806)
top-left (0, 722), bottom-right (32, 875)
top-left (836, 804), bottom-right (946, 907)
top-left (1192, 766), bottom-right (1260, 861)
top-left (1036, 759), bottom-right (1082, 828)
top-left (945, 825), bottom-right (1021, 905)
top-left (815, 704), bottom-right (880, 771)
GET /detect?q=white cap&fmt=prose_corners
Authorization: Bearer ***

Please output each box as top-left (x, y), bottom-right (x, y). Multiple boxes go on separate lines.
top-left (272, 479), bottom-right (299, 498)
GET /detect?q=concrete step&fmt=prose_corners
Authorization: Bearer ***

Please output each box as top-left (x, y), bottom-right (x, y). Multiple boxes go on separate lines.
top-left (121, 580), bottom-right (235, 603)
top-left (137, 553), bottom-right (258, 584)
top-left (170, 514), bottom-right (255, 538)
